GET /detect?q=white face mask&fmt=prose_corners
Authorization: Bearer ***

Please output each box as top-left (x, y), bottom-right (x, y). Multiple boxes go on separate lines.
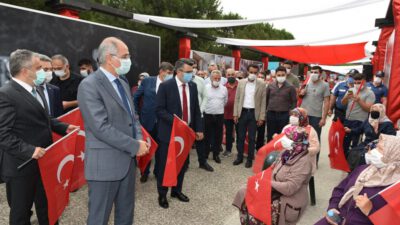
top-left (281, 136), bottom-right (294, 150)
top-left (276, 76), bottom-right (286, 83)
top-left (374, 77), bottom-right (382, 84)
top-left (44, 71), bottom-right (53, 83)
top-left (80, 70), bottom-right (89, 77)
top-left (54, 69), bottom-right (65, 77)
top-left (286, 68), bottom-right (291, 74)
top-left (248, 73), bottom-right (256, 81)
top-left (289, 116), bottom-right (299, 126)
top-left (365, 149), bottom-right (387, 168)
top-left (212, 80), bottom-right (220, 87)
top-left (310, 73), bottom-right (319, 82)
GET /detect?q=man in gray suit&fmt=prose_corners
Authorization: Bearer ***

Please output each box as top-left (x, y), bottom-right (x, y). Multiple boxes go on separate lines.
top-left (78, 37), bottom-right (149, 225)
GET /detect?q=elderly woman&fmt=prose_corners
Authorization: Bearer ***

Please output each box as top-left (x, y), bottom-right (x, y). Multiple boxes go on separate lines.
top-left (344, 103), bottom-right (396, 145)
top-left (233, 126), bottom-right (312, 225)
top-left (314, 134), bottom-right (400, 225)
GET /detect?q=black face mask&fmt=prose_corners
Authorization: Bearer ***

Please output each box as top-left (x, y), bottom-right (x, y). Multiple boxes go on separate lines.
top-left (370, 111), bottom-right (380, 119)
top-left (228, 77), bottom-right (236, 83)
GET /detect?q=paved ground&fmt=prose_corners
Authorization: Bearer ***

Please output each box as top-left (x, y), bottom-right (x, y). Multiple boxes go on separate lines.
top-left (0, 118), bottom-right (347, 225)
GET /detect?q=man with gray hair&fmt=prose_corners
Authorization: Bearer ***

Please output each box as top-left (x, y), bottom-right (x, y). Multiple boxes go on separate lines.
top-left (0, 49), bottom-right (74, 224)
top-left (204, 70), bottom-right (228, 164)
top-left (50, 54), bottom-right (83, 113)
top-left (78, 37), bottom-right (149, 225)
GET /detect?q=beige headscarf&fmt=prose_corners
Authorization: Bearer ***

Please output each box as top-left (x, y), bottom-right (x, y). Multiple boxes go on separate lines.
top-left (338, 134), bottom-right (400, 208)
top-left (369, 104), bottom-right (391, 133)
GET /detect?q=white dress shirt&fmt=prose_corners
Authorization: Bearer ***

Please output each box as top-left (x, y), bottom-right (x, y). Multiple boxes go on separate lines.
top-left (243, 80), bottom-right (256, 109)
top-left (204, 84), bottom-right (228, 114)
top-left (42, 84), bottom-right (51, 115)
top-left (12, 78), bottom-right (44, 107)
top-left (156, 76), bottom-right (163, 94)
top-left (175, 76), bottom-right (191, 124)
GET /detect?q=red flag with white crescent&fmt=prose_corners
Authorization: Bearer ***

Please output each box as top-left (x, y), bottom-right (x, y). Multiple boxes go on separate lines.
top-left (328, 119), bottom-right (350, 172)
top-left (52, 108), bottom-right (87, 192)
top-left (245, 167), bottom-right (273, 225)
top-left (39, 129), bottom-right (79, 225)
top-left (136, 127), bottom-right (158, 174)
top-left (163, 116), bottom-right (195, 187)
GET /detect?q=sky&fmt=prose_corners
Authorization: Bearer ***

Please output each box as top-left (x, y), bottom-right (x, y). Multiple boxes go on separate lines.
top-left (219, 0), bottom-right (390, 45)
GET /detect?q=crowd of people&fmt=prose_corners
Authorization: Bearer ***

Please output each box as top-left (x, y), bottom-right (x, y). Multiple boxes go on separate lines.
top-left (0, 36), bottom-right (399, 225)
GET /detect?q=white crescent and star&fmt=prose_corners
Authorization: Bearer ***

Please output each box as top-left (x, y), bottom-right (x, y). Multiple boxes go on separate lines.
top-left (175, 136), bottom-right (185, 157)
top-left (146, 137), bottom-right (152, 148)
top-left (57, 154), bottom-right (74, 187)
top-left (77, 151), bottom-right (85, 161)
top-left (334, 132), bottom-right (340, 154)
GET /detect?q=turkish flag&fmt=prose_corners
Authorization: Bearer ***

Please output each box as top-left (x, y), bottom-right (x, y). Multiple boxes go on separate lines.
top-left (369, 181), bottom-right (400, 224)
top-left (136, 127), bottom-right (158, 174)
top-left (245, 167), bottom-right (273, 225)
top-left (52, 108), bottom-right (86, 192)
top-left (253, 133), bottom-right (285, 174)
top-left (328, 119), bottom-right (350, 172)
top-left (163, 116), bottom-right (195, 187)
top-left (39, 129), bottom-right (79, 225)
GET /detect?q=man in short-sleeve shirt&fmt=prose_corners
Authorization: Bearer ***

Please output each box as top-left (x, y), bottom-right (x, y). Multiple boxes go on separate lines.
top-left (366, 71), bottom-right (388, 106)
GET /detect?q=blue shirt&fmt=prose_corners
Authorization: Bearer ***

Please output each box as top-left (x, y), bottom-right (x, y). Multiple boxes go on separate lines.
top-left (100, 67), bottom-right (132, 112)
top-left (367, 82), bottom-right (388, 104)
top-left (333, 81), bottom-right (351, 110)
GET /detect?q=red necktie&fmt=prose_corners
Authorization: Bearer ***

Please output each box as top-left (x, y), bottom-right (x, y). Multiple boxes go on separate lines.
top-left (182, 84), bottom-right (188, 123)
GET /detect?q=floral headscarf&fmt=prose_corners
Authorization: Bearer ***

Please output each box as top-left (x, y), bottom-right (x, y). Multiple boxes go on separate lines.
top-left (281, 126), bottom-right (309, 164)
top-left (291, 108), bottom-right (309, 127)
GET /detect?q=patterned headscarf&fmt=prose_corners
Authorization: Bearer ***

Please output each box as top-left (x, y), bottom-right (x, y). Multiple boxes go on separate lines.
top-left (281, 126), bottom-right (309, 164)
top-left (338, 134), bottom-right (400, 208)
top-left (291, 108), bottom-right (309, 127)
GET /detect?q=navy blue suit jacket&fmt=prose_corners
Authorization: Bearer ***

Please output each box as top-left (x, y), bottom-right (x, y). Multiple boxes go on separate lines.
top-left (156, 77), bottom-right (203, 143)
top-left (45, 83), bottom-right (63, 118)
top-left (133, 76), bottom-right (157, 132)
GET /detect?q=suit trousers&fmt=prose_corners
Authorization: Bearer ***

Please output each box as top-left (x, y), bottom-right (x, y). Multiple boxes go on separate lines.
top-left (266, 111), bottom-right (289, 142)
top-left (156, 141), bottom-right (189, 196)
top-left (5, 173), bottom-right (49, 225)
top-left (204, 114), bottom-right (224, 158)
top-left (224, 119), bottom-right (238, 152)
top-left (87, 159), bottom-right (136, 225)
top-left (195, 118), bottom-right (207, 166)
top-left (256, 123), bottom-right (266, 150)
top-left (236, 109), bottom-right (257, 161)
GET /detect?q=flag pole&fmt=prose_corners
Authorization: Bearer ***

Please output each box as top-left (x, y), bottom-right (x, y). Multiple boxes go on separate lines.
top-left (346, 80), bottom-right (365, 119)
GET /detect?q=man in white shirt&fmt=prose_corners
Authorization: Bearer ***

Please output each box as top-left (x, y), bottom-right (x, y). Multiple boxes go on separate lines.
top-left (204, 70), bottom-right (228, 164)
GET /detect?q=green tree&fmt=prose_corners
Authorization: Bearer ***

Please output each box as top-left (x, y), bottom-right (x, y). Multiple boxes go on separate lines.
top-left (2, 0), bottom-right (294, 62)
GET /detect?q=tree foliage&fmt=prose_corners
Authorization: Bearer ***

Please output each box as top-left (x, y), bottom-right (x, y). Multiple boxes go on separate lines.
top-left (2, 0), bottom-right (294, 62)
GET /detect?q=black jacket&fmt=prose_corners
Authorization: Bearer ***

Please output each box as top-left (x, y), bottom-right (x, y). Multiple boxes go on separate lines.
top-left (0, 80), bottom-right (68, 177)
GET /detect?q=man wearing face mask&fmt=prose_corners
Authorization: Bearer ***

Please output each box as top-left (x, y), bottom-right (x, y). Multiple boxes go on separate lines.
top-left (233, 64), bottom-right (266, 168)
top-left (329, 71), bottom-right (355, 123)
top-left (50, 54), bottom-right (83, 113)
top-left (223, 69), bottom-right (239, 157)
top-left (0, 49), bottom-right (75, 225)
top-left (204, 62), bottom-right (227, 86)
top-left (156, 58), bottom-right (204, 208)
top-left (342, 73), bottom-right (375, 157)
top-left (78, 58), bottom-right (94, 78)
top-left (366, 71), bottom-right (388, 107)
top-left (133, 62), bottom-right (174, 183)
top-left (265, 66), bottom-right (297, 142)
top-left (38, 54), bottom-right (64, 117)
top-left (203, 70), bottom-right (228, 164)
top-left (299, 66), bottom-right (330, 145)
top-left (282, 60), bottom-right (300, 90)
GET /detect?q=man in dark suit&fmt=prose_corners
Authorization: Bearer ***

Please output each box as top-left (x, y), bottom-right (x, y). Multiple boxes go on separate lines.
top-left (0, 49), bottom-right (76, 225)
top-left (133, 62), bottom-right (174, 183)
top-left (39, 54), bottom-right (64, 117)
top-left (156, 58), bottom-right (204, 209)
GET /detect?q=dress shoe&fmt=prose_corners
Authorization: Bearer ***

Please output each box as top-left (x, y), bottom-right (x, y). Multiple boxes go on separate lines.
top-left (222, 151), bottom-right (232, 157)
top-left (171, 192), bottom-right (190, 202)
top-left (199, 162), bottom-right (214, 172)
top-left (140, 174), bottom-right (148, 183)
top-left (158, 196), bottom-right (169, 209)
top-left (233, 158), bottom-right (243, 166)
top-left (245, 160), bottom-right (253, 168)
top-left (213, 155), bottom-right (221, 164)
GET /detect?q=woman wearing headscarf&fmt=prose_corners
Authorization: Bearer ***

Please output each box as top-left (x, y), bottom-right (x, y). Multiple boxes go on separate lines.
top-left (233, 126), bottom-right (312, 225)
top-left (314, 134), bottom-right (400, 225)
top-left (344, 103), bottom-right (396, 145)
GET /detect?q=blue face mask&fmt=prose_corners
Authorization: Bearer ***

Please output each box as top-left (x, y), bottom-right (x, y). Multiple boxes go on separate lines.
top-left (113, 57), bottom-right (132, 75)
top-left (183, 72), bottom-right (192, 83)
top-left (164, 74), bottom-right (173, 81)
top-left (34, 69), bottom-right (46, 86)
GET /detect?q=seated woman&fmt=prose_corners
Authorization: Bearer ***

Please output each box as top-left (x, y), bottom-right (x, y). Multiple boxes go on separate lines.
top-left (314, 134), bottom-right (400, 225)
top-left (233, 126), bottom-right (312, 225)
top-left (344, 104), bottom-right (396, 146)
